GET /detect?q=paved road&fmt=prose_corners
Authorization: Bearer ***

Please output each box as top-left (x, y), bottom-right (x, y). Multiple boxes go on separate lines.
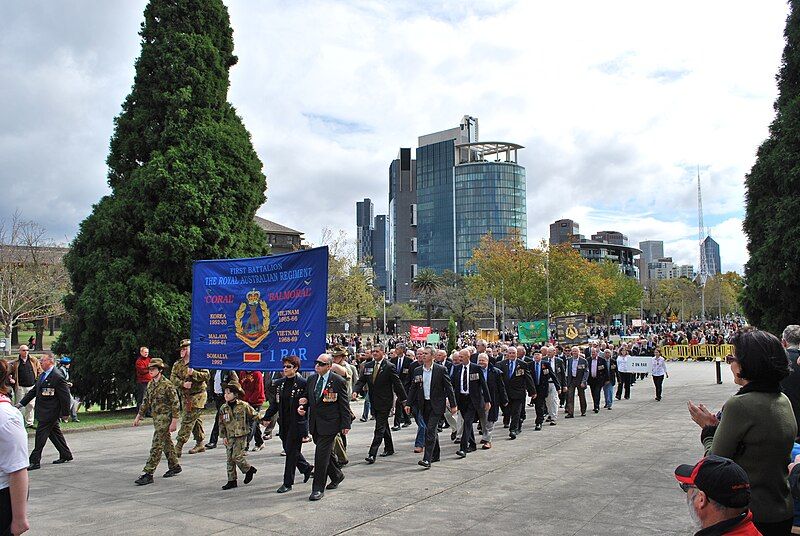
top-left (24, 362), bottom-right (737, 535)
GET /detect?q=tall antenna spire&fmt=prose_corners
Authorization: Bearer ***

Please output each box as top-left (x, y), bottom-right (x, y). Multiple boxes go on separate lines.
top-left (697, 166), bottom-right (708, 320)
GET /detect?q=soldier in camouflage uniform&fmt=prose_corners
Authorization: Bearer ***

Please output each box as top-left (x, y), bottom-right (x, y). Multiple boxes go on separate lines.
top-left (133, 358), bottom-right (181, 486)
top-left (219, 379), bottom-right (257, 489)
top-left (170, 339), bottom-right (210, 456)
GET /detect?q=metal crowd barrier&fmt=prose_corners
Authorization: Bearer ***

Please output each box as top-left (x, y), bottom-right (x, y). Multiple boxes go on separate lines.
top-left (659, 344), bottom-right (734, 361)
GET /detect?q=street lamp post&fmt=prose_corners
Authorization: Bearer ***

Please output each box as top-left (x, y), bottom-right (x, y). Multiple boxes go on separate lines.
top-left (546, 247), bottom-right (551, 336)
top-left (501, 279), bottom-right (505, 341)
top-left (382, 290), bottom-right (387, 335)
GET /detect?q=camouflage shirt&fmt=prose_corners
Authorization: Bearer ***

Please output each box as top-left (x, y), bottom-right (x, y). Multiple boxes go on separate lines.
top-left (219, 399), bottom-right (256, 438)
top-left (138, 375), bottom-right (179, 420)
top-left (170, 359), bottom-right (210, 410)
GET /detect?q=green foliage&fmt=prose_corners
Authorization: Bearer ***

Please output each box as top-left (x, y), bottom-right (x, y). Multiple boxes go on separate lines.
top-left (447, 316), bottom-right (457, 355)
top-left (54, 0), bottom-right (269, 408)
top-left (439, 271), bottom-right (484, 328)
top-left (412, 268), bottom-right (441, 325)
top-left (386, 302), bottom-right (422, 321)
top-left (742, 0), bottom-right (800, 335)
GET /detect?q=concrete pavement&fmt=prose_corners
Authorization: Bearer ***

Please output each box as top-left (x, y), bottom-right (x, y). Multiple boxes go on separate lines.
top-left (23, 362), bottom-right (739, 535)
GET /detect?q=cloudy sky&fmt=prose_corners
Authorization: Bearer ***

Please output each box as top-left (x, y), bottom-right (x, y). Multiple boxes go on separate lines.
top-left (1, 1), bottom-right (790, 273)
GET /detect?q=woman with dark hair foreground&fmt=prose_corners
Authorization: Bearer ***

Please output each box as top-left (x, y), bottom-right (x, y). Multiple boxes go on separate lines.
top-left (689, 328), bottom-right (795, 535)
top-left (0, 358), bottom-right (31, 535)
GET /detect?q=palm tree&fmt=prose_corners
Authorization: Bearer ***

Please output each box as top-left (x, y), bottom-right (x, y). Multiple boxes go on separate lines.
top-left (412, 268), bottom-right (440, 326)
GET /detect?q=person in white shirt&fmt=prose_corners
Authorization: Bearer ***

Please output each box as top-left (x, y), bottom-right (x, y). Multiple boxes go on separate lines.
top-left (1, 359), bottom-right (30, 536)
top-left (651, 348), bottom-right (669, 401)
top-left (616, 348), bottom-right (631, 400)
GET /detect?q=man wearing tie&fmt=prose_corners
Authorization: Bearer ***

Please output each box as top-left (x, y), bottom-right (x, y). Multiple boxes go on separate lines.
top-left (352, 345), bottom-right (406, 464)
top-left (451, 352), bottom-right (491, 457)
top-left (497, 347), bottom-right (535, 439)
top-left (298, 354), bottom-right (351, 501)
top-left (565, 346), bottom-right (589, 418)
top-left (476, 353), bottom-right (507, 449)
top-left (390, 344), bottom-right (414, 430)
top-left (405, 347), bottom-right (457, 468)
top-left (586, 347), bottom-right (610, 413)
top-left (544, 346), bottom-right (566, 425)
top-left (530, 350), bottom-right (558, 430)
top-left (16, 352), bottom-right (73, 470)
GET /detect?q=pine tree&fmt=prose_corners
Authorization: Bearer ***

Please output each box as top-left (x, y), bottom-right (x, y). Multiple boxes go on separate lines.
top-left (53, 0), bottom-right (268, 408)
top-left (742, 1), bottom-right (800, 336)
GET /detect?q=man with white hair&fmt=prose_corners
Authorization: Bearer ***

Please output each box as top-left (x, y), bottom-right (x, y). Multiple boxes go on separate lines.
top-left (544, 346), bottom-right (565, 425)
top-left (8, 345), bottom-right (41, 428)
top-left (781, 325), bottom-right (800, 440)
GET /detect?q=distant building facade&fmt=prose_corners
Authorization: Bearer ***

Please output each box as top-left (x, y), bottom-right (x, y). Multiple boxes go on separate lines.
top-left (389, 148), bottom-right (417, 303)
top-left (356, 198), bottom-right (374, 264)
top-left (550, 219), bottom-right (580, 245)
top-left (702, 236), bottom-right (721, 275)
top-left (254, 216), bottom-right (306, 254)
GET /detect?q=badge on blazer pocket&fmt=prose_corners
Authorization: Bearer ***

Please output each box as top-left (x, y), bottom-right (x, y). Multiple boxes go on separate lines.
top-left (578, 365), bottom-right (586, 369)
top-left (365, 368), bottom-right (373, 375)
top-left (223, 413), bottom-right (231, 422)
top-left (598, 365), bottom-right (605, 370)
top-left (41, 388), bottom-right (55, 397)
top-left (322, 390), bottom-right (338, 403)
top-left (515, 369), bottom-right (525, 376)
top-left (414, 376), bottom-right (423, 384)
top-left (469, 373), bottom-right (479, 381)
top-left (543, 369), bottom-right (549, 375)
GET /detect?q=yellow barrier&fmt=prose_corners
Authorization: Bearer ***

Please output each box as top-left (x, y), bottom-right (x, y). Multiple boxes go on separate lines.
top-left (659, 344), bottom-right (734, 360)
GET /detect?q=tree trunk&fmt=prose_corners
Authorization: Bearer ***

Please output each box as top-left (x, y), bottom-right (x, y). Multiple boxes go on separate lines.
top-left (48, 317), bottom-right (54, 336)
top-left (35, 319), bottom-right (45, 351)
top-left (11, 325), bottom-right (19, 346)
top-left (426, 304), bottom-right (432, 326)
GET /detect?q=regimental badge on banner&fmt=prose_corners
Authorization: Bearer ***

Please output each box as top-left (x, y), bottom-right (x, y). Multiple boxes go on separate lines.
top-left (555, 315), bottom-right (588, 345)
top-left (410, 325), bottom-right (432, 342)
top-left (235, 289), bottom-right (271, 348)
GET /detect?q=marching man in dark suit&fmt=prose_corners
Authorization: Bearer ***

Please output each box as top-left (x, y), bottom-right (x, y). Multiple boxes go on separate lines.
top-left (405, 347), bottom-right (457, 468)
top-left (390, 343), bottom-right (414, 430)
top-left (565, 346), bottom-right (589, 418)
top-left (497, 347), bottom-right (535, 439)
top-left (451, 351), bottom-right (491, 457)
top-left (586, 347), bottom-right (610, 413)
top-left (352, 344), bottom-right (407, 464)
top-left (298, 354), bottom-right (351, 501)
top-left (476, 353), bottom-right (507, 449)
top-left (530, 350), bottom-right (559, 430)
top-left (16, 352), bottom-right (73, 470)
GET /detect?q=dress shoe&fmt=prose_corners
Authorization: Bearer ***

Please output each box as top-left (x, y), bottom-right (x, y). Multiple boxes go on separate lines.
top-left (326, 474), bottom-right (344, 489)
top-left (450, 430), bottom-right (457, 441)
top-left (509, 432), bottom-right (516, 440)
top-left (456, 450), bottom-right (466, 458)
top-left (263, 433), bottom-right (273, 440)
top-left (593, 408), bottom-right (599, 413)
top-left (503, 423), bottom-right (509, 429)
top-left (534, 424), bottom-right (542, 431)
top-left (276, 484), bottom-right (292, 493)
top-left (482, 442), bottom-right (492, 449)
top-left (413, 447), bottom-right (423, 453)
top-left (550, 421), bottom-right (557, 426)
top-left (564, 414), bottom-right (574, 419)
top-left (391, 426), bottom-right (401, 431)
top-left (52, 457), bottom-right (73, 464)
top-left (204, 442), bottom-right (217, 449)
top-left (135, 473), bottom-right (153, 485)
top-left (162, 465), bottom-right (182, 478)
top-left (466, 445), bottom-right (477, 453)
top-left (304, 466), bottom-right (314, 483)
top-left (188, 444), bottom-right (205, 454)
top-left (580, 412), bottom-right (586, 417)
top-left (359, 417), bottom-right (368, 422)
top-left (431, 456), bottom-right (440, 463)
top-left (252, 444), bottom-right (264, 451)
top-left (309, 491), bottom-right (324, 501)
top-left (418, 460), bottom-right (431, 469)
top-left (222, 480), bottom-right (237, 490)
top-left (70, 417), bottom-right (80, 422)
top-left (401, 422), bottom-right (410, 428)
top-left (365, 455), bottom-right (376, 464)
top-left (379, 450), bottom-right (394, 457)
top-left (28, 463), bottom-right (40, 470)
top-left (244, 466), bottom-right (257, 484)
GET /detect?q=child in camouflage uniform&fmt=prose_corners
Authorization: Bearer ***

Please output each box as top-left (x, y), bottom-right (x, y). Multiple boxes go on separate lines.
top-left (219, 379), bottom-right (257, 489)
top-left (133, 358), bottom-right (181, 486)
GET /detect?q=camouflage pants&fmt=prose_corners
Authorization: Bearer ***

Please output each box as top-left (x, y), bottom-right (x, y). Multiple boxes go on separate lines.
top-left (143, 417), bottom-right (179, 474)
top-left (176, 408), bottom-right (205, 448)
top-left (226, 436), bottom-right (251, 481)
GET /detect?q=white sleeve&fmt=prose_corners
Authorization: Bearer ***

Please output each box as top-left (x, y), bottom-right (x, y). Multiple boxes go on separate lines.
top-left (0, 409), bottom-right (29, 475)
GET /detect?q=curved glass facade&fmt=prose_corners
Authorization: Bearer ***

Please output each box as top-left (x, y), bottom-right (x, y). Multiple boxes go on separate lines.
top-left (455, 162), bottom-right (527, 273)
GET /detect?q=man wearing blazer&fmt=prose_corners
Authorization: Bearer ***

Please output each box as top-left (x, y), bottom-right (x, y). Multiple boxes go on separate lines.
top-left (565, 346), bottom-right (590, 418)
top-left (405, 347), bottom-right (457, 468)
top-left (298, 354), bottom-right (351, 501)
top-left (16, 352), bottom-right (73, 470)
top-left (353, 344), bottom-right (406, 463)
top-left (450, 351), bottom-right (491, 457)
top-left (544, 346), bottom-right (566, 424)
top-left (390, 344), bottom-right (414, 430)
top-left (497, 346), bottom-right (535, 439)
top-left (586, 347), bottom-right (610, 413)
top-left (476, 353), bottom-right (507, 449)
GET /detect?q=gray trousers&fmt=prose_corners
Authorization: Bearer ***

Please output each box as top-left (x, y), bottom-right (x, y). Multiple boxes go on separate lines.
top-left (477, 404), bottom-right (495, 443)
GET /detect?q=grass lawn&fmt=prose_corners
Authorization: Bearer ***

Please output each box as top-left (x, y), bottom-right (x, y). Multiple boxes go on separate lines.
top-left (12, 329), bottom-right (62, 352)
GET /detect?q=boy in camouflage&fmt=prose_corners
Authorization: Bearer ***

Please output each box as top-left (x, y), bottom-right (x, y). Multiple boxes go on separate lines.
top-left (170, 339), bottom-right (210, 456)
top-left (219, 379), bottom-right (257, 490)
top-left (133, 358), bottom-right (181, 486)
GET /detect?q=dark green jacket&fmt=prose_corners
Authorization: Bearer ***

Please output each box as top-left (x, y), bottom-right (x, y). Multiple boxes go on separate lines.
top-left (703, 390), bottom-right (796, 522)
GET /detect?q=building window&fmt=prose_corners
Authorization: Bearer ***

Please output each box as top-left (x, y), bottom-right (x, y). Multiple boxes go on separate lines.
top-left (410, 204), bottom-right (417, 226)
top-left (411, 263), bottom-right (418, 279)
top-left (410, 237), bottom-right (417, 253)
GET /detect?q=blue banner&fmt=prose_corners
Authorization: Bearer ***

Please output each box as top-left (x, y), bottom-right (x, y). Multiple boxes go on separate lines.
top-left (190, 246), bottom-right (329, 371)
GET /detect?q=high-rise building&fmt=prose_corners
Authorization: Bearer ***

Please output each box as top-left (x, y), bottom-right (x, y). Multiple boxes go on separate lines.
top-left (638, 240), bottom-right (664, 266)
top-left (372, 215), bottom-right (390, 297)
top-left (389, 148), bottom-right (417, 303)
top-left (591, 231), bottom-right (628, 246)
top-left (550, 219), bottom-right (580, 245)
top-left (702, 236), bottom-right (721, 275)
top-left (355, 198), bottom-right (374, 264)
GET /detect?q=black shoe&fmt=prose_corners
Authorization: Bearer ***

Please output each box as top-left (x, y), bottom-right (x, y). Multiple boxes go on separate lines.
top-left (550, 421), bottom-right (557, 426)
top-left (607, 406), bottom-right (612, 410)
top-left (450, 430), bottom-right (457, 441)
top-left (277, 484), bottom-right (292, 493)
top-left (163, 466), bottom-right (182, 478)
top-left (379, 450), bottom-right (394, 457)
top-left (503, 424), bottom-right (509, 429)
top-left (135, 473), bottom-right (153, 486)
top-left (304, 466), bottom-right (314, 483)
top-left (204, 442), bottom-right (217, 449)
top-left (391, 426), bottom-right (401, 431)
top-left (593, 409), bottom-right (599, 413)
top-left (509, 433), bottom-right (516, 440)
top-left (70, 417), bottom-right (80, 423)
top-left (456, 450), bottom-right (466, 458)
top-left (359, 417), bottom-right (368, 422)
top-left (534, 424), bottom-right (542, 431)
top-left (401, 422), bottom-right (410, 428)
top-left (222, 480), bottom-right (238, 490)
top-left (615, 396), bottom-right (621, 400)
top-left (326, 474), bottom-right (344, 490)
top-left (309, 491), bottom-right (324, 501)
top-left (244, 466), bottom-right (257, 484)
top-left (52, 457), bottom-right (73, 464)
top-left (28, 463), bottom-right (40, 471)
top-left (564, 414), bottom-right (574, 419)
top-left (418, 460), bottom-right (431, 469)
top-left (581, 412), bottom-right (586, 416)
top-left (364, 455), bottom-right (376, 464)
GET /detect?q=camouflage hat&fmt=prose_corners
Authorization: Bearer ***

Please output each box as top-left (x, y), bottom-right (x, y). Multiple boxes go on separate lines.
top-left (179, 339), bottom-right (191, 349)
top-left (223, 379), bottom-right (245, 397)
top-left (148, 358), bottom-right (167, 370)
top-left (331, 345), bottom-right (347, 357)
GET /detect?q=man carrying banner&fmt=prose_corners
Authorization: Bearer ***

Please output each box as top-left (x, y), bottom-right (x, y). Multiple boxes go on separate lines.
top-left (170, 339), bottom-right (210, 457)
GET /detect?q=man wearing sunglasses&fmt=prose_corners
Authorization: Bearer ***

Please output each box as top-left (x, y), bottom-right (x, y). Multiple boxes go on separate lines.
top-left (298, 354), bottom-right (351, 501)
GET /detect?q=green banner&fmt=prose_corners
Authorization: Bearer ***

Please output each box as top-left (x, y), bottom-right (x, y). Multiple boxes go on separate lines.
top-left (518, 320), bottom-right (548, 343)
top-left (426, 333), bottom-right (441, 343)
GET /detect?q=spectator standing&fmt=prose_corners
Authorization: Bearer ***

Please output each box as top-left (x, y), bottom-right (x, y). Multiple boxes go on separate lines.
top-left (8, 345), bottom-right (41, 428)
top-left (1, 359), bottom-right (30, 536)
top-left (239, 370), bottom-right (265, 451)
top-left (651, 348), bottom-right (668, 401)
top-left (134, 347), bottom-right (151, 412)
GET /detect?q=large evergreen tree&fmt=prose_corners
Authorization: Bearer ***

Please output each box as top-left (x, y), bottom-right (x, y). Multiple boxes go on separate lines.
top-left (54, 0), bottom-right (269, 408)
top-left (742, 0), bottom-right (800, 335)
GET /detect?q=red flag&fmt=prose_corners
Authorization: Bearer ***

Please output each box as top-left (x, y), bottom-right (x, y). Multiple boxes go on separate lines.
top-left (410, 325), bottom-right (432, 341)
